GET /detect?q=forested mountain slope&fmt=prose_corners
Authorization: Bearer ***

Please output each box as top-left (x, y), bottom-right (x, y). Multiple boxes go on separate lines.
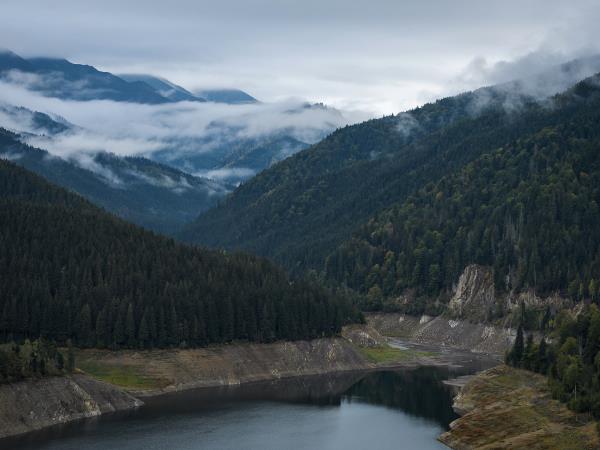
top-left (0, 160), bottom-right (359, 348)
top-left (0, 51), bottom-right (169, 104)
top-left (326, 74), bottom-right (600, 312)
top-left (0, 128), bottom-right (230, 233)
top-left (182, 69), bottom-right (600, 276)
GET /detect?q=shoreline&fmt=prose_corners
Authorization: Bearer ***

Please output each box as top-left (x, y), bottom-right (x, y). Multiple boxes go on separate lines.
top-left (0, 322), bottom-right (502, 443)
top-left (438, 365), bottom-right (600, 449)
top-left (126, 336), bottom-right (499, 399)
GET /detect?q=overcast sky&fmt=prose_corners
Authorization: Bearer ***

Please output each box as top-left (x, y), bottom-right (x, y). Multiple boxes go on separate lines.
top-left (2, 0), bottom-right (599, 115)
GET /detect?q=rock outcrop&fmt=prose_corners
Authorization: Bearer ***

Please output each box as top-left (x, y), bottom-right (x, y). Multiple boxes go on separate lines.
top-left (367, 313), bottom-right (514, 354)
top-left (0, 374), bottom-right (142, 439)
top-left (447, 265), bottom-right (497, 322)
top-left (447, 264), bottom-right (573, 324)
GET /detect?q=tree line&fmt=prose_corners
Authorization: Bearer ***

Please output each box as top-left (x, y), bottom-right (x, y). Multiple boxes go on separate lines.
top-left (326, 86), bottom-right (600, 313)
top-left (0, 339), bottom-right (74, 383)
top-left (0, 160), bottom-right (362, 350)
top-left (507, 305), bottom-right (600, 418)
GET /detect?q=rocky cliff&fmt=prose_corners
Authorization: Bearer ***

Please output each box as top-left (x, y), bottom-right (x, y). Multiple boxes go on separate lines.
top-left (447, 265), bottom-right (497, 322)
top-left (0, 374), bottom-right (142, 439)
top-left (366, 312), bottom-right (514, 354)
top-left (446, 264), bottom-right (572, 324)
top-left (366, 264), bottom-right (576, 355)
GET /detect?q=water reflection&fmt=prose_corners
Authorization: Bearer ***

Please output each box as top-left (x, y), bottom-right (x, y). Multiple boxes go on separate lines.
top-left (0, 367), bottom-right (474, 450)
top-left (344, 368), bottom-right (458, 427)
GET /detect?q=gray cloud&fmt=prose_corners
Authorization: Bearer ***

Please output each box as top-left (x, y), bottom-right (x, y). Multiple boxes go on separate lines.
top-left (1, 0), bottom-right (599, 115)
top-left (0, 74), bottom-right (353, 169)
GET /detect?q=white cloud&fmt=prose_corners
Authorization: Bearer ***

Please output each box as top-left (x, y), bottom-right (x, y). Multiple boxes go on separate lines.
top-left (1, 0), bottom-right (599, 115)
top-left (0, 75), bottom-right (355, 164)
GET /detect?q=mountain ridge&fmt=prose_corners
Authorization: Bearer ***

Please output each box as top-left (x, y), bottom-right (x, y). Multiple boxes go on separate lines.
top-left (182, 64), bottom-right (600, 290)
top-left (0, 127), bottom-right (231, 233)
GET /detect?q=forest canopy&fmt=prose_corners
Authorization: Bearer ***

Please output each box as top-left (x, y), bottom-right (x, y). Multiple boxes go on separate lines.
top-left (0, 160), bottom-right (361, 349)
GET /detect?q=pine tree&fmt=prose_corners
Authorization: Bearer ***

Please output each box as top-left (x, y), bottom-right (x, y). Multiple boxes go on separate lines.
top-left (77, 304), bottom-right (92, 348)
top-left (138, 314), bottom-right (149, 349)
top-left (67, 339), bottom-right (75, 373)
top-left (537, 338), bottom-right (548, 374)
top-left (507, 324), bottom-right (524, 367)
top-left (95, 307), bottom-right (108, 348)
top-left (126, 303), bottom-right (136, 348)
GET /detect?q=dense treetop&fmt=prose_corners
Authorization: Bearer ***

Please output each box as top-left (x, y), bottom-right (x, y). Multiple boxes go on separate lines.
top-left (327, 76), bottom-right (600, 312)
top-left (183, 72), bottom-right (600, 296)
top-left (0, 128), bottom-right (229, 234)
top-left (507, 304), bottom-right (600, 419)
top-left (0, 160), bottom-right (360, 349)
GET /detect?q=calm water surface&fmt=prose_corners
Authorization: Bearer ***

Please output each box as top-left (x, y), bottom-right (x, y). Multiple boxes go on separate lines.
top-left (1, 359), bottom-right (494, 450)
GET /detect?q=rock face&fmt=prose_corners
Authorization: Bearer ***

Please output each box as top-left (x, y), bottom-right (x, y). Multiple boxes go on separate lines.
top-left (447, 265), bottom-right (497, 322)
top-left (367, 313), bottom-right (514, 354)
top-left (0, 374), bottom-right (142, 439)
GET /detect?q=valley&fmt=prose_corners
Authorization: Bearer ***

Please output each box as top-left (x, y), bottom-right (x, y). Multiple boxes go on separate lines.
top-left (2, 7), bottom-right (600, 448)
top-left (0, 320), bottom-right (502, 445)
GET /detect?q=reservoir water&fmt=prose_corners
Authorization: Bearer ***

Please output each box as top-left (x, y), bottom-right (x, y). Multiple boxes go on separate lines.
top-left (1, 348), bottom-right (497, 450)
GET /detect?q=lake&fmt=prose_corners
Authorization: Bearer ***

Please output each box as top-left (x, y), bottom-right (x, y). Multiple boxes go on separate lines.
top-left (0, 360), bottom-right (492, 450)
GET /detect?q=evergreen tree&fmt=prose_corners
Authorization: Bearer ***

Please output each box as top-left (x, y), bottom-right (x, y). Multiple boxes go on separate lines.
top-left (138, 314), bottom-right (150, 349)
top-left (508, 325), bottom-right (525, 367)
top-left (67, 340), bottom-right (75, 373)
top-left (0, 158), bottom-right (361, 350)
top-left (126, 303), bottom-right (136, 348)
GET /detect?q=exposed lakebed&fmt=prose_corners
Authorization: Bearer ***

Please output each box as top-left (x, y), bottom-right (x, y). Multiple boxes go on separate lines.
top-left (0, 345), bottom-right (498, 450)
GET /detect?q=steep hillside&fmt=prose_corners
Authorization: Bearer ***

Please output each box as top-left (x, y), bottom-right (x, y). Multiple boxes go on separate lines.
top-left (195, 88), bottom-right (258, 104)
top-left (0, 160), bottom-right (360, 349)
top-left (0, 51), bottom-right (169, 104)
top-left (0, 128), bottom-right (229, 233)
top-left (183, 68), bottom-right (600, 275)
top-left (119, 74), bottom-right (203, 102)
top-left (325, 75), bottom-right (600, 312)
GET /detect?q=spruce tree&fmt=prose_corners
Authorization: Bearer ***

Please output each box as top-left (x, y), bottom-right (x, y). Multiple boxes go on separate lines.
top-left (510, 324), bottom-right (524, 367)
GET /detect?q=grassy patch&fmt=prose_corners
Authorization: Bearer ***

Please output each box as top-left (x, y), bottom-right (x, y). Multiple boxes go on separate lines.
top-left (76, 359), bottom-right (169, 390)
top-left (440, 366), bottom-right (600, 449)
top-left (357, 345), bottom-right (434, 363)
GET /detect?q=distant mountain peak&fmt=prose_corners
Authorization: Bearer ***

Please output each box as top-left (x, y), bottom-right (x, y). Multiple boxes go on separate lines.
top-left (119, 74), bottom-right (206, 103)
top-left (196, 88), bottom-right (258, 104)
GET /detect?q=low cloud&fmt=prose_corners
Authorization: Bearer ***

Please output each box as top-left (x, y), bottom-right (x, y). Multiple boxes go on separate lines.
top-left (453, 50), bottom-right (600, 100)
top-left (0, 74), bottom-right (352, 167)
top-left (395, 112), bottom-right (421, 137)
top-left (195, 167), bottom-right (256, 185)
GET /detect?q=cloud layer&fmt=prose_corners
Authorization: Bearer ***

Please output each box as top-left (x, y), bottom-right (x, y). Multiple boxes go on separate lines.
top-left (1, 0), bottom-right (599, 114)
top-left (0, 73), bottom-right (355, 180)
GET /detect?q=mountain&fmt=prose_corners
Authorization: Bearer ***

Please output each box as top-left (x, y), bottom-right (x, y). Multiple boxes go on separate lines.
top-left (182, 59), bottom-right (600, 283)
top-left (152, 103), bottom-right (344, 184)
top-left (152, 103), bottom-right (343, 185)
top-left (0, 102), bottom-right (71, 135)
top-left (0, 50), bottom-right (261, 106)
top-left (154, 133), bottom-right (311, 185)
top-left (119, 74), bottom-right (204, 102)
top-left (197, 88), bottom-right (258, 104)
top-left (0, 50), bottom-right (169, 104)
top-left (326, 74), bottom-right (600, 313)
top-left (119, 76), bottom-right (258, 104)
top-left (0, 159), bottom-right (359, 348)
top-left (0, 49), bottom-right (32, 72)
top-left (0, 127), bottom-right (230, 233)
top-left (0, 50), bottom-right (342, 186)
top-left (220, 135), bottom-right (308, 176)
